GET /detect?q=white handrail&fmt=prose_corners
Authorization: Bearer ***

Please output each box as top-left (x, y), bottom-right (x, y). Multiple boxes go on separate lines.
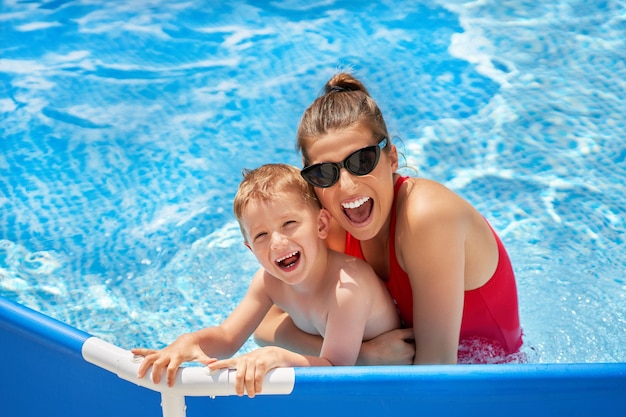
top-left (81, 337), bottom-right (295, 417)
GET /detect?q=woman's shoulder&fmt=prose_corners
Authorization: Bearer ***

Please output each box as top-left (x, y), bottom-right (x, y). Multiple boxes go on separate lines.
top-left (393, 177), bottom-right (477, 273)
top-left (397, 176), bottom-right (474, 231)
top-left (401, 177), bottom-right (465, 210)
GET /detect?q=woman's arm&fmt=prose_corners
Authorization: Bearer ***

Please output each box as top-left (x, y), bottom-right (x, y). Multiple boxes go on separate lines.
top-left (253, 305), bottom-right (323, 356)
top-left (398, 181), bottom-right (470, 364)
top-left (254, 305), bottom-right (415, 365)
top-left (357, 328), bottom-right (415, 365)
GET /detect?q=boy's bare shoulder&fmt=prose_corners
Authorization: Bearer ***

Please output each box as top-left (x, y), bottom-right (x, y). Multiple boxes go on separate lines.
top-left (327, 249), bottom-right (376, 278)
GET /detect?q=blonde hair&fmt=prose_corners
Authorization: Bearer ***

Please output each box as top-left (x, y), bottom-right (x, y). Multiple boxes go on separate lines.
top-left (233, 164), bottom-right (321, 238)
top-left (297, 72), bottom-right (391, 165)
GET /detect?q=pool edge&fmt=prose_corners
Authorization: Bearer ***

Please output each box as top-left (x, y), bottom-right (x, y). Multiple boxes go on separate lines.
top-left (2, 296), bottom-right (625, 417)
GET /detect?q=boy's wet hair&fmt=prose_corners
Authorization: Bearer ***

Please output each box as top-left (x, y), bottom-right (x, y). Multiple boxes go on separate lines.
top-left (233, 163), bottom-right (321, 236)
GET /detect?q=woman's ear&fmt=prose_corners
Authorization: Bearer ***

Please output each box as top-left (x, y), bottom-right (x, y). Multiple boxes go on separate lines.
top-left (317, 208), bottom-right (332, 239)
top-left (389, 143), bottom-right (399, 172)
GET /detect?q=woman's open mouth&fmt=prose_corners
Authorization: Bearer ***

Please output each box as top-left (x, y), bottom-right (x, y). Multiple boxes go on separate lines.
top-left (275, 251), bottom-right (300, 271)
top-left (342, 196), bottom-right (373, 225)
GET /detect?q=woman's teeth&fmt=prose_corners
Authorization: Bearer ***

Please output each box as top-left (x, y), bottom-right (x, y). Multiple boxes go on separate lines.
top-left (342, 196), bottom-right (370, 209)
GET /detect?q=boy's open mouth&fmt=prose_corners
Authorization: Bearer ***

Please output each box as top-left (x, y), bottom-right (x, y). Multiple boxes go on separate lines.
top-left (342, 196), bottom-right (373, 224)
top-left (275, 251), bottom-right (300, 270)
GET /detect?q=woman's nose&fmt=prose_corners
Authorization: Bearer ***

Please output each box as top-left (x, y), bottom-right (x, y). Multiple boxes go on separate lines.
top-left (338, 167), bottom-right (358, 191)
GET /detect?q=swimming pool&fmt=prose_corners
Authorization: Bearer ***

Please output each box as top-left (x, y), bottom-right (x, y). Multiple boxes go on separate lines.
top-left (1, 0), bottom-right (625, 368)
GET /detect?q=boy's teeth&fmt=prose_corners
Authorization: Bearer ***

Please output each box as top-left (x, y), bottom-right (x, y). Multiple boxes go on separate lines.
top-left (276, 251), bottom-right (298, 263)
top-left (342, 197), bottom-right (370, 209)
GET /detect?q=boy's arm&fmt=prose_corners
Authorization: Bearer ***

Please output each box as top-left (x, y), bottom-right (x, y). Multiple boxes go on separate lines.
top-left (318, 269), bottom-right (374, 366)
top-left (132, 269), bottom-right (274, 386)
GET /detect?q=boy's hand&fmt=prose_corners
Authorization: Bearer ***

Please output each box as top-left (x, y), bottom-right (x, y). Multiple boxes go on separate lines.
top-left (208, 346), bottom-right (288, 398)
top-left (131, 333), bottom-right (216, 387)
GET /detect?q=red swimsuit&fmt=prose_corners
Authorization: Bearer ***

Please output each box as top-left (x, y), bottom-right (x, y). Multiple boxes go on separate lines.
top-left (345, 176), bottom-right (523, 354)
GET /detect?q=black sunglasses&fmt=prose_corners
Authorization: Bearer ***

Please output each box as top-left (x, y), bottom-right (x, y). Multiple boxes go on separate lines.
top-left (301, 137), bottom-right (388, 188)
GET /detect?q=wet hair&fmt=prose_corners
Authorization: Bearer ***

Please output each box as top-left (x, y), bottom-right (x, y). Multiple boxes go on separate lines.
top-left (297, 72), bottom-right (391, 165)
top-left (233, 163), bottom-right (321, 239)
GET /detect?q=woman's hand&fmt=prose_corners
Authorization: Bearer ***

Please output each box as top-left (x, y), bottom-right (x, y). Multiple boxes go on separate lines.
top-left (131, 332), bottom-right (216, 387)
top-left (357, 328), bottom-right (415, 365)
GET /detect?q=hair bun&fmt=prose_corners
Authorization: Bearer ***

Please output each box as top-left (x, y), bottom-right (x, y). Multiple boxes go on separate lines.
top-left (323, 72), bottom-right (370, 97)
top-left (328, 85), bottom-right (349, 93)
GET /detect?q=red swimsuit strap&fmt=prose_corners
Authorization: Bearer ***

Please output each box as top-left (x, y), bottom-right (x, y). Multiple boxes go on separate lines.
top-left (389, 175), bottom-right (409, 263)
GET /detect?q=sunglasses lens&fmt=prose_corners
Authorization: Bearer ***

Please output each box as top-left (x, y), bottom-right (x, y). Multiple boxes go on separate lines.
top-left (301, 139), bottom-right (385, 188)
top-left (302, 163), bottom-right (339, 188)
top-left (346, 147), bottom-right (378, 175)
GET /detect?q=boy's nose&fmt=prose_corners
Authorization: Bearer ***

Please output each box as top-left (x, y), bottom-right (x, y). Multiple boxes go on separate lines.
top-left (270, 232), bottom-right (287, 248)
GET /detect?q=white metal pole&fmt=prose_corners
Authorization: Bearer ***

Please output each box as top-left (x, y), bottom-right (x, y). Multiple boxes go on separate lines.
top-left (161, 393), bottom-right (187, 417)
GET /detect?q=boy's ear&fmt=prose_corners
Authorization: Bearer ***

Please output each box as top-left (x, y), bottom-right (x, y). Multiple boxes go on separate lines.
top-left (243, 241), bottom-right (252, 251)
top-left (317, 208), bottom-right (332, 239)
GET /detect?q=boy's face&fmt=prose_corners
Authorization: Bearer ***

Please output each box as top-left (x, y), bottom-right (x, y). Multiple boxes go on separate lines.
top-left (241, 191), bottom-right (329, 285)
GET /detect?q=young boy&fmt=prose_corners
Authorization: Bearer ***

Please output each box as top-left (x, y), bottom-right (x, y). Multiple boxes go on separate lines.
top-left (132, 164), bottom-right (399, 397)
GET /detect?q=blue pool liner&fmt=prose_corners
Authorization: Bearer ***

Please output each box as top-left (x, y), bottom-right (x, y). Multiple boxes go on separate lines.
top-left (2, 296), bottom-right (625, 417)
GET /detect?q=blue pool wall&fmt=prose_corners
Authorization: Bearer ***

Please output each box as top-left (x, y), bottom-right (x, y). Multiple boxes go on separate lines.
top-left (2, 296), bottom-right (626, 417)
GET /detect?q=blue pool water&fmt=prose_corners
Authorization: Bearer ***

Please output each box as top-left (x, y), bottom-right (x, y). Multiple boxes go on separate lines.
top-left (1, 0), bottom-right (625, 363)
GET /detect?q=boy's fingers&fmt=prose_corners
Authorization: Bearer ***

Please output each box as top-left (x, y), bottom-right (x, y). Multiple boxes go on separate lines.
top-left (208, 358), bottom-right (232, 371)
top-left (197, 353), bottom-right (218, 366)
top-left (254, 365), bottom-right (265, 396)
top-left (203, 357), bottom-right (218, 366)
top-left (166, 358), bottom-right (184, 387)
top-left (234, 362), bottom-right (246, 396)
top-left (132, 348), bottom-right (153, 378)
top-left (131, 348), bottom-right (156, 356)
top-left (245, 365), bottom-right (257, 398)
top-left (167, 367), bottom-right (176, 387)
top-left (136, 357), bottom-right (153, 378)
top-left (151, 357), bottom-right (172, 384)
top-left (151, 363), bottom-right (162, 384)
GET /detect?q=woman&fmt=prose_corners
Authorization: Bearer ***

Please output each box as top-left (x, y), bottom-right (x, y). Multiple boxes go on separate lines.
top-left (255, 72), bottom-right (522, 364)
